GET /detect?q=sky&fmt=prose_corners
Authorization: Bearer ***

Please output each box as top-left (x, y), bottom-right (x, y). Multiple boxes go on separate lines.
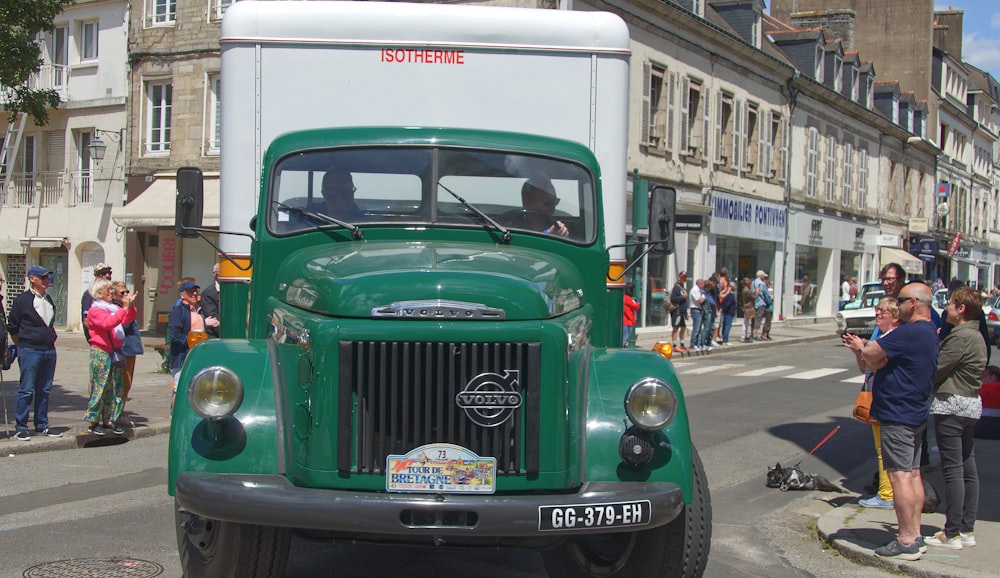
top-left (935, 1), bottom-right (1000, 80)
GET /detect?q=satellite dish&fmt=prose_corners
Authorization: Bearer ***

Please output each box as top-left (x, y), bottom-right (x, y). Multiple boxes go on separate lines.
top-left (936, 202), bottom-right (949, 217)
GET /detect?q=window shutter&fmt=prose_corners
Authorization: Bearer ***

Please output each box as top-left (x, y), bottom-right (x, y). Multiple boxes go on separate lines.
top-left (757, 113), bottom-right (769, 177)
top-left (679, 77), bottom-right (690, 154)
top-left (641, 62), bottom-right (651, 145)
top-left (806, 127), bottom-right (818, 197)
top-left (857, 148), bottom-right (868, 208)
top-left (714, 91), bottom-right (723, 164)
top-left (732, 99), bottom-right (742, 170)
top-left (826, 135), bottom-right (836, 202)
top-left (702, 89), bottom-right (711, 158)
top-left (666, 71), bottom-right (676, 152)
top-left (779, 117), bottom-right (789, 182)
top-left (842, 142), bottom-right (853, 206)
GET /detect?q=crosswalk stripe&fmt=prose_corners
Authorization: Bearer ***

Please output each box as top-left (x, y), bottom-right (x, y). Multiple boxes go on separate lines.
top-left (785, 368), bottom-right (848, 380)
top-left (681, 363), bottom-right (743, 375)
top-left (735, 365), bottom-right (795, 377)
top-left (841, 374), bottom-right (866, 384)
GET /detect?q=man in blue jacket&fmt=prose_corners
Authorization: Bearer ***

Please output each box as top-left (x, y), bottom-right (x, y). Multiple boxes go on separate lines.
top-left (168, 280), bottom-right (205, 412)
top-left (6, 266), bottom-right (62, 440)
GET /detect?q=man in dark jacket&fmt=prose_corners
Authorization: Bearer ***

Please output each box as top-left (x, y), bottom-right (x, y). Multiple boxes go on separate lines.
top-left (199, 264), bottom-right (221, 338)
top-left (669, 271), bottom-right (689, 351)
top-left (6, 266), bottom-right (61, 440)
top-left (168, 280), bottom-right (209, 413)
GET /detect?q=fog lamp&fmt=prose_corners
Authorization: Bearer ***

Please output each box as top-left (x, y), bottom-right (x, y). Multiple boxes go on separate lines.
top-left (619, 426), bottom-right (655, 467)
top-left (624, 378), bottom-right (677, 430)
top-left (188, 366), bottom-right (244, 420)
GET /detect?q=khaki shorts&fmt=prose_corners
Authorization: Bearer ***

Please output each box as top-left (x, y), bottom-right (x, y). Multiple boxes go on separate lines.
top-left (880, 422), bottom-right (926, 472)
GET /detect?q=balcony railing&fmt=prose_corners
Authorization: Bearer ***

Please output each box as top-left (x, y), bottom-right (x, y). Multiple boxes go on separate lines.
top-left (0, 64), bottom-right (69, 104)
top-left (70, 169), bottom-right (93, 206)
top-left (0, 170), bottom-right (90, 208)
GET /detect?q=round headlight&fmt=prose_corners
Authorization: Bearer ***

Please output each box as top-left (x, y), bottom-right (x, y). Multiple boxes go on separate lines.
top-left (187, 366), bottom-right (244, 420)
top-left (624, 378), bottom-right (677, 430)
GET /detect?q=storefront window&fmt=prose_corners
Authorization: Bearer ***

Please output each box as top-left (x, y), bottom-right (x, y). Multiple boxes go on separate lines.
top-left (839, 250), bottom-right (861, 304)
top-left (794, 245), bottom-right (819, 316)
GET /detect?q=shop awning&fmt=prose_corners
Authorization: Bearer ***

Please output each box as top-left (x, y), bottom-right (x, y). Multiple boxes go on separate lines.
top-left (20, 236), bottom-right (68, 248)
top-left (112, 177), bottom-right (220, 228)
top-left (880, 247), bottom-right (923, 275)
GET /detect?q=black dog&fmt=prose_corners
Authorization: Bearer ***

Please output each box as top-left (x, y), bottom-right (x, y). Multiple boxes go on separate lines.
top-left (766, 463), bottom-right (845, 492)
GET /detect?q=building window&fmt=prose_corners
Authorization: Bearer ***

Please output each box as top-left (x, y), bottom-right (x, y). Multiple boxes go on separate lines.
top-left (641, 63), bottom-right (667, 150)
top-left (851, 68), bottom-right (860, 103)
top-left (80, 21), bottom-right (99, 61)
top-left (680, 77), bottom-right (708, 159)
top-left (149, 0), bottom-right (177, 26)
top-left (212, 0), bottom-right (239, 21)
top-left (207, 74), bottom-right (221, 154)
top-left (744, 102), bottom-right (760, 174)
top-left (806, 127), bottom-right (818, 198)
top-left (715, 91), bottom-right (734, 166)
top-left (146, 82), bottom-right (172, 154)
top-left (47, 26), bottom-right (68, 88)
top-left (815, 44), bottom-right (824, 81)
top-left (825, 134), bottom-right (837, 202)
top-left (774, 114), bottom-right (788, 182)
top-left (77, 131), bottom-right (94, 205)
top-left (833, 54), bottom-right (843, 92)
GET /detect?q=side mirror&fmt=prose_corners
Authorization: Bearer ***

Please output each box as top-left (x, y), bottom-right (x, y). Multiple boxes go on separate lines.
top-left (648, 185), bottom-right (676, 255)
top-left (175, 167), bottom-right (204, 238)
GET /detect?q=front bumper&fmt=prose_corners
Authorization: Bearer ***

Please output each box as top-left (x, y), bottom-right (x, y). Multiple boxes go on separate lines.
top-left (176, 472), bottom-right (684, 537)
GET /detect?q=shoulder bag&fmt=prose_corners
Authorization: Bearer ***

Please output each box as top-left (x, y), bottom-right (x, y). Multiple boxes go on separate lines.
top-left (852, 374), bottom-right (878, 425)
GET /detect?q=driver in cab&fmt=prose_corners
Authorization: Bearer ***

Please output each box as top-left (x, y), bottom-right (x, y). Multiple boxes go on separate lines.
top-left (521, 177), bottom-right (569, 237)
top-left (321, 170), bottom-right (365, 220)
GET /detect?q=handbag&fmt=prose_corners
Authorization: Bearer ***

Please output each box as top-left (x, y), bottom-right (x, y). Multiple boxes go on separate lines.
top-left (111, 349), bottom-right (127, 369)
top-left (852, 376), bottom-right (878, 425)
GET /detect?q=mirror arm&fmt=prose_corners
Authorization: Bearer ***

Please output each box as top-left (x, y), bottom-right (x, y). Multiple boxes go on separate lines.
top-left (180, 227), bottom-right (256, 272)
top-left (606, 241), bottom-right (660, 282)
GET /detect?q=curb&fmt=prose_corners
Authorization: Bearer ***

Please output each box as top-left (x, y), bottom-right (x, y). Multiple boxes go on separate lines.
top-left (817, 498), bottom-right (985, 578)
top-left (2, 423), bottom-right (172, 456)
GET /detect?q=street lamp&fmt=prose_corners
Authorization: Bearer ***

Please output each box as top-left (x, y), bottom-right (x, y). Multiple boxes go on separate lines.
top-left (87, 129), bottom-right (123, 162)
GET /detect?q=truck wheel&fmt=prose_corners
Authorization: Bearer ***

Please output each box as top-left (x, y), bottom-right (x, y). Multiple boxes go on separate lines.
top-left (541, 446), bottom-right (712, 578)
top-left (175, 499), bottom-right (290, 578)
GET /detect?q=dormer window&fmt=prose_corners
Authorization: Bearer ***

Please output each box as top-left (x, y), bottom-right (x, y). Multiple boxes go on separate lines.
top-left (851, 68), bottom-right (860, 102)
top-left (815, 44), bottom-right (824, 81)
top-left (834, 55), bottom-right (843, 93)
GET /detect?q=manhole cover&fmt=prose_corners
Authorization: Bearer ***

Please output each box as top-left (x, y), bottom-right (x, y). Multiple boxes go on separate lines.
top-left (24, 558), bottom-right (163, 577)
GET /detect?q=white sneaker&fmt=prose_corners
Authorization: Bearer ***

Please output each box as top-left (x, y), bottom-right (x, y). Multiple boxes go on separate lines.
top-left (960, 532), bottom-right (976, 547)
top-left (924, 531), bottom-right (963, 550)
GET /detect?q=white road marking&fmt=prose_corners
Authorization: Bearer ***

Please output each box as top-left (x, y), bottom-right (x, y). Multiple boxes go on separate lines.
top-left (841, 374), bottom-right (867, 384)
top-left (785, 368), bottom-right (848, 380)
top-left (681, 363), bottom-right (743, 375)
top-left (735, 365), bottom-right (795, 377)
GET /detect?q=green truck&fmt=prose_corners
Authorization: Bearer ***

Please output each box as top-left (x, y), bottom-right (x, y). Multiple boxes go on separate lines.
top-left (168, 3), bottom-right (711, 577)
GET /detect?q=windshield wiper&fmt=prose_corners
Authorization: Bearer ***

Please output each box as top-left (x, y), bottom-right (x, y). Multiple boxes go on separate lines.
top-left (272, 201), bottom-right (363, 240)
top-left (437, 183), bottom-right (512, 244)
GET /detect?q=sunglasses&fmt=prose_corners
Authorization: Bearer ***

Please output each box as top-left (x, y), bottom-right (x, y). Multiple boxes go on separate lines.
top-left (118, 290), bottom-right (130, 295)
top-left (896, 296), bottom-right (917, 304)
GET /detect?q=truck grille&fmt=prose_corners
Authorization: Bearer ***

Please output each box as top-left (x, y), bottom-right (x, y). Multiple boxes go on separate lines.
top-left (338, 341), bottom-right (541, 476)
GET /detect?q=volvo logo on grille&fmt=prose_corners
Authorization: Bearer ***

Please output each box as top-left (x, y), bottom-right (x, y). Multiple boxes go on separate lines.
top-left (372, 299), bottom-right (505, 320)
top-left (456, 370), bottom-right (522, 427)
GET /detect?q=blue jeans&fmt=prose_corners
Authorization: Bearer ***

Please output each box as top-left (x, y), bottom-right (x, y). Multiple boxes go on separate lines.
top-left (689, 308), bottom-right (704, 347)
top-left (703, 310), bottom-right (716, 345)
top-left (721, 313), bottom-right (734, 343)
top-left (15, 347), bottom-right (57, 432)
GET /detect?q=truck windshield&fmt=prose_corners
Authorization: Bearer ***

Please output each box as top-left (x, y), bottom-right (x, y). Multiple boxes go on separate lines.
top-left (267, 146), bottom-right (597, 243)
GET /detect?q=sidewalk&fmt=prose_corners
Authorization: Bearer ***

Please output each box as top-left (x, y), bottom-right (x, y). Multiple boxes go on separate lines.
top-left (0, 331), bottom-right (173, 454)
top-left (3, 322), bottom-right (997, 577)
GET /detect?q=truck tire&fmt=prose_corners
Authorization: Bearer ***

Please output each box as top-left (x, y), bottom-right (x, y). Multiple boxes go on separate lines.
top-left (541, 446), bottom-right (712, 578)
top-left (176, 499), bottom-right (290, 578)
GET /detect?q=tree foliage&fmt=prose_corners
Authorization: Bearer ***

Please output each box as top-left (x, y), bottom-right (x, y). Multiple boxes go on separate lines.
top-left (1, 0), bottom-right (74, 126)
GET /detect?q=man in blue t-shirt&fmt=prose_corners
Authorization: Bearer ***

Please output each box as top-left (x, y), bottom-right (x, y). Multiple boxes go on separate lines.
top-left (857, 282), bottom-right (938, 560)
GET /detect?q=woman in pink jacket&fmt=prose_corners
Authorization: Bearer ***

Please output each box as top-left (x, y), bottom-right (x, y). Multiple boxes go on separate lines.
top-left (83, 278), bottom-right (136, 435)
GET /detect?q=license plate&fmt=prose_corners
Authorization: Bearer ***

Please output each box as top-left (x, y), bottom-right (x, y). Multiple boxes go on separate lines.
top-left (538, 500), bottom-right (651, 531)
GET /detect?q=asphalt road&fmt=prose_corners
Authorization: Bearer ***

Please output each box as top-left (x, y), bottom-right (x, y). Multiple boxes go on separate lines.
top-left (0, 337), bottom-right (900, 577)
